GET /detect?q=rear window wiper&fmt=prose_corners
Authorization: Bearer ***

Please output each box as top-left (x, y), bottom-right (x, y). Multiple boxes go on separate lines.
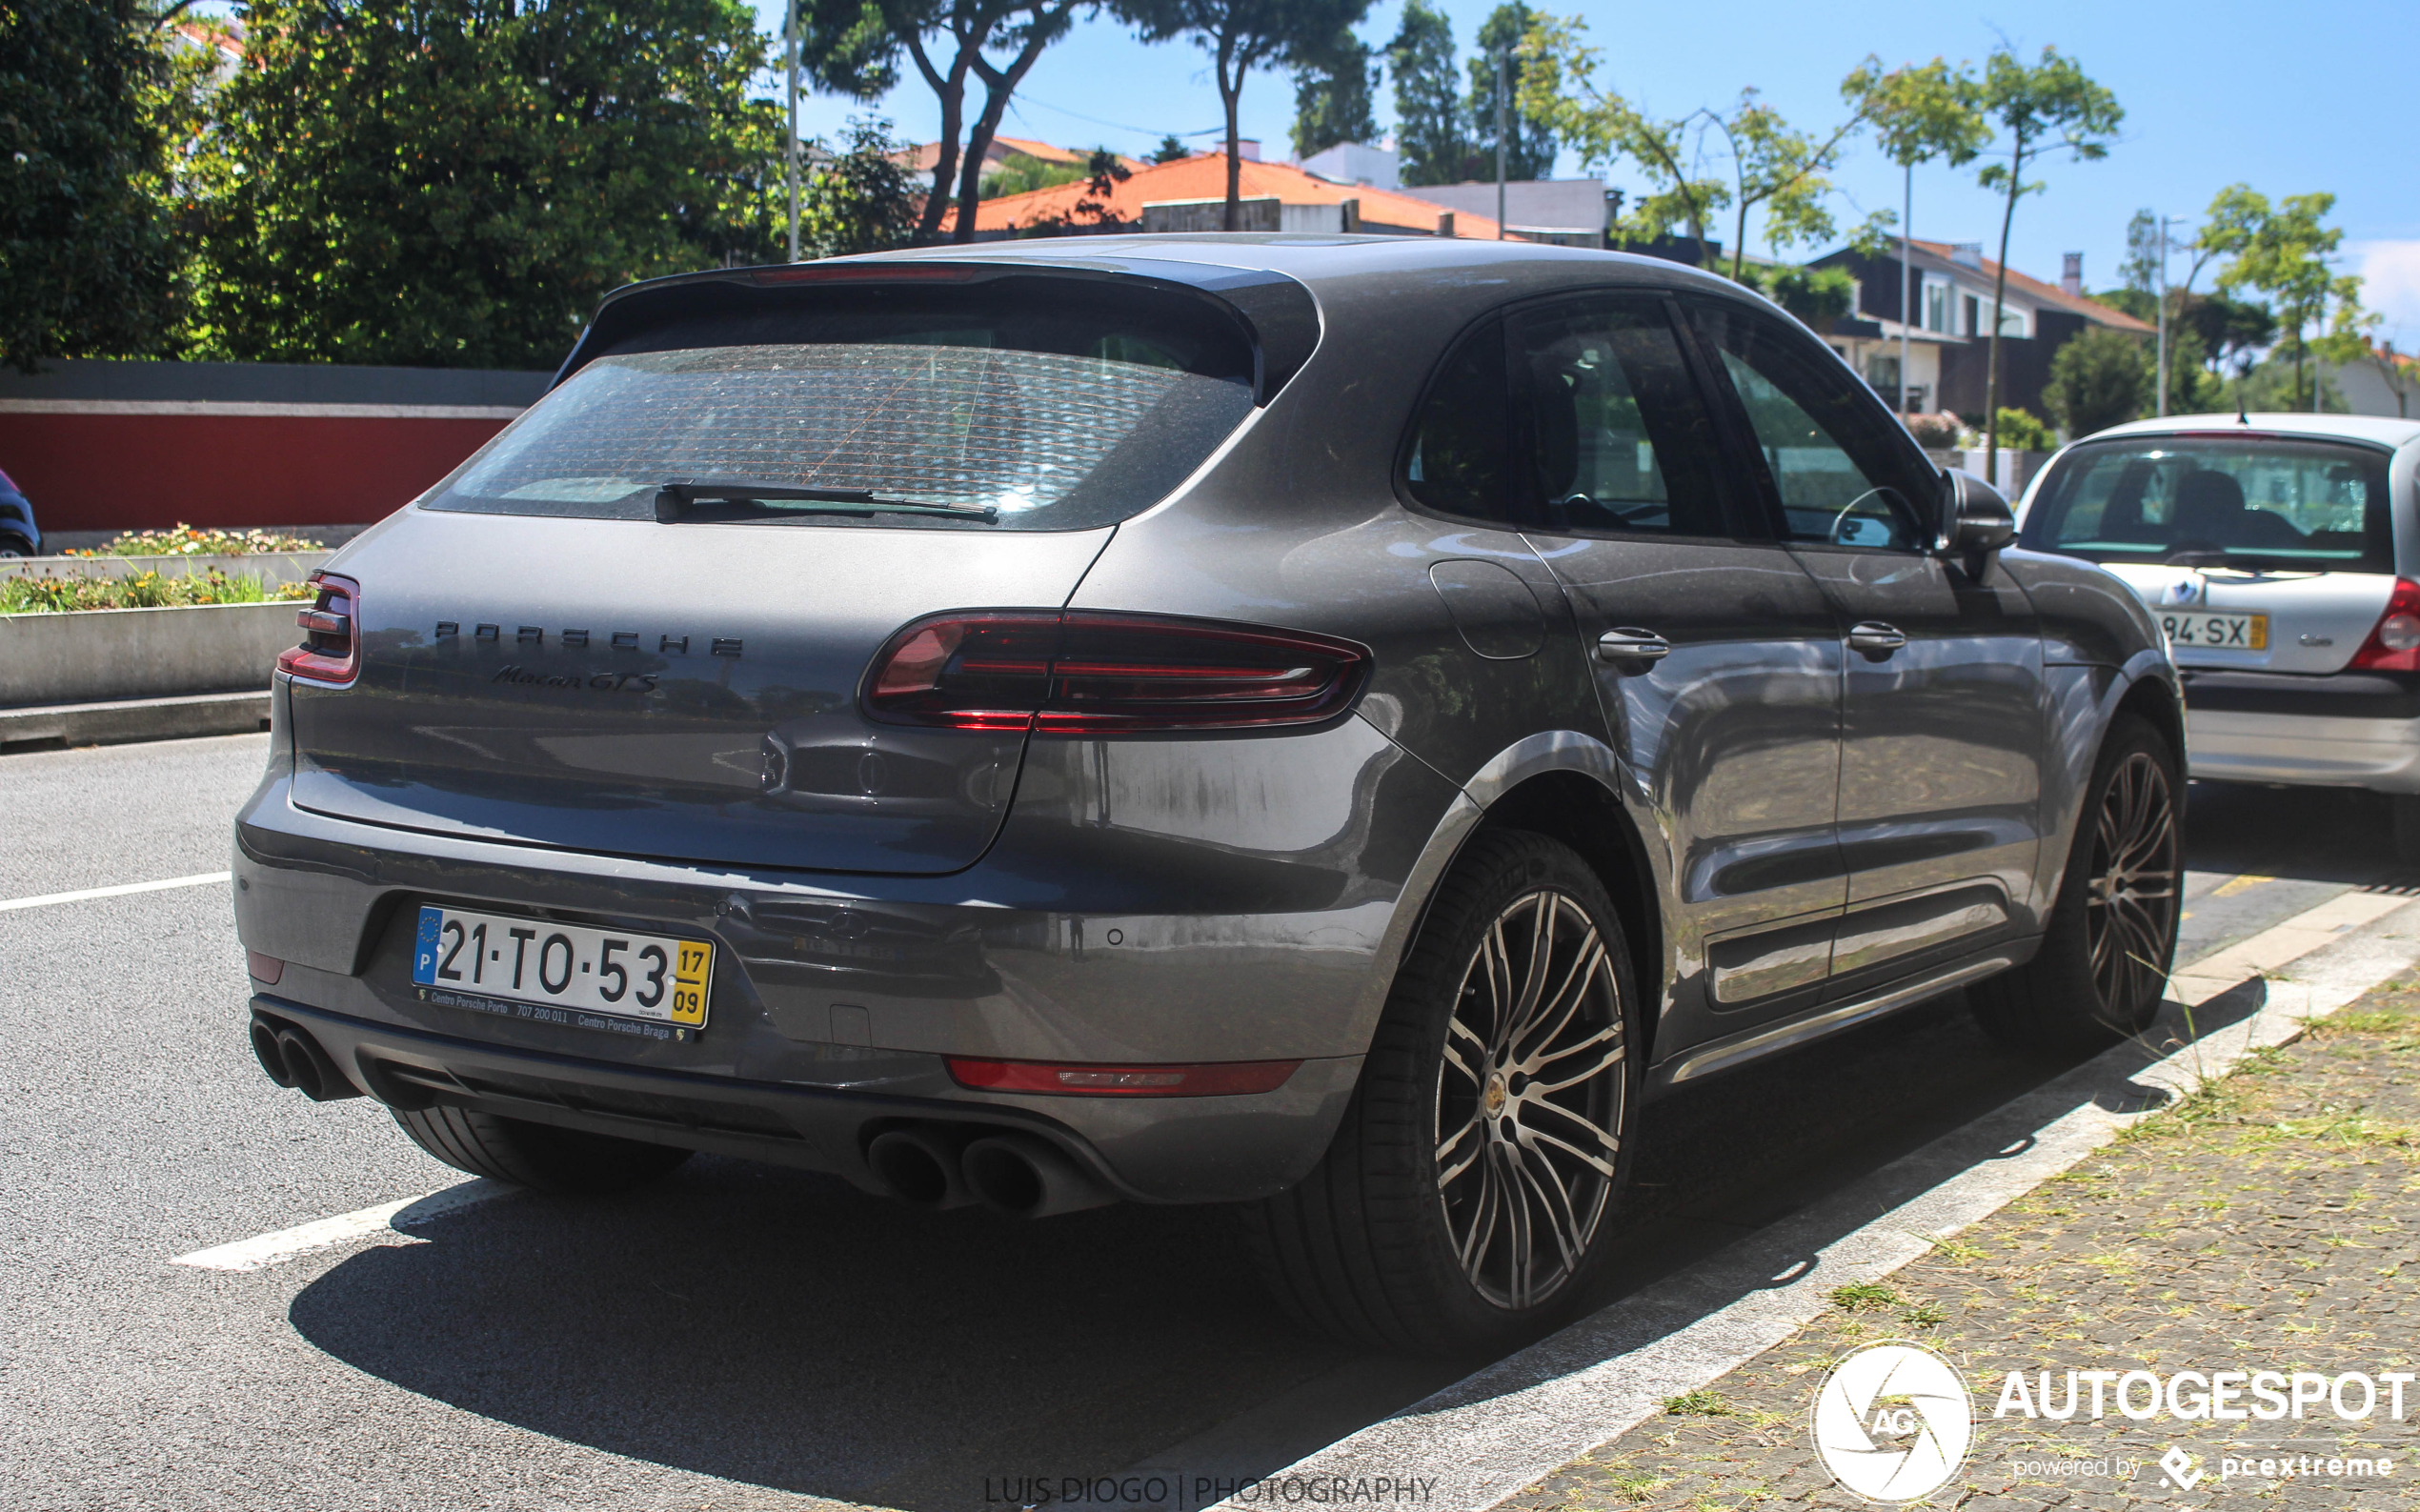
top-left (655, 478), bottom-right (998, 524)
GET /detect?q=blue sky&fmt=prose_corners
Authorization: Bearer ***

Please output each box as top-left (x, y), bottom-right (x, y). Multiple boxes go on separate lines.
top-left (755, 0), bottom-right (2420, 335)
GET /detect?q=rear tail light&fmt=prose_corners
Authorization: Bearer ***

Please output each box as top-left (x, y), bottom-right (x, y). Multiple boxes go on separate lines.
top-left (2349, 578), bottom-right (2420, 672)
top-left (275, 572), bottom-right (360, 685)
top-left (946, 1057), bottom-right (1300, 1097)
top-left (863, 611), bottom-right (1370, 733)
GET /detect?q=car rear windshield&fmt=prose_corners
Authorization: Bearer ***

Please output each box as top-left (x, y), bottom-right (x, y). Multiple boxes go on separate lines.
top-left (2021, 434), bottom-right (2394, 572)
top-left (422, 277), bottom-right (1258, 531)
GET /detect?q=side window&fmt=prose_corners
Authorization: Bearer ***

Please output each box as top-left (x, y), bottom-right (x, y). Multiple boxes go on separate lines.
top-left (1691, 302), bottom-right (1937, 550)
top-left (1511, 295), bottom-right (1730, 536)
top-left (1402, 317), bottom-right (1514, 523)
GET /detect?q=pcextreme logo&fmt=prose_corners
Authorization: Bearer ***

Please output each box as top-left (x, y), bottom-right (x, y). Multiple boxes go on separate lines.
top-left (1809, 1341), bottom-right (1975, 1502)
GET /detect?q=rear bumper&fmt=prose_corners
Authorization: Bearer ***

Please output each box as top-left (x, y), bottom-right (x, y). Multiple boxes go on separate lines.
top-left (232, 705), bottom-right (1462, 1200)
top-left (252, 995), bottom-right (1356, 1202)
top-left (2183, 671), bottom-right (2420, 791)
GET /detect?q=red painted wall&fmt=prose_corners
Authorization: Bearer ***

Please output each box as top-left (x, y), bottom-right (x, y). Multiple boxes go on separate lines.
top-left (0, 413), bottom-right (512, 534)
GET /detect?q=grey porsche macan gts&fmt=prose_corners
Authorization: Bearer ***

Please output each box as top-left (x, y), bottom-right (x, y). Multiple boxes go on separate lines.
top-left (234, 237), bottom-right (2179, 1355)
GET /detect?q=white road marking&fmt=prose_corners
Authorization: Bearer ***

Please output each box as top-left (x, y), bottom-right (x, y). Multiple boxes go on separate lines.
top-left (1221, 888), bottom-right (2420, 1512)
top-left (171, 1181), bottom-right (506, 1273)
top-left (0, 871), bottom-right (232, 914)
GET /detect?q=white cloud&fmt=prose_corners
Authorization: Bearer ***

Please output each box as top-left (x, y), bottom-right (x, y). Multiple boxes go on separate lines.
top-left (2352, 240), bottom-right (2420, 342)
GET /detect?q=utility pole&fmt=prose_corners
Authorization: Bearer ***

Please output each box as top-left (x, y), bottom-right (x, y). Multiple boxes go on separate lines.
top-left (2155, 213), bottom-right (2169, 418)
top-left (1495, 47), bottom-right (1508, 241)
top-left (785, 0), bottom-right (801, 263)
top-left (1899, 162), bottom-right (1911, 415)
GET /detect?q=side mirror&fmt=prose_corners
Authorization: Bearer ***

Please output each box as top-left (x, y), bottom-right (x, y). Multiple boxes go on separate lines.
top-left (1937, 468), bottom-right (2015, 575)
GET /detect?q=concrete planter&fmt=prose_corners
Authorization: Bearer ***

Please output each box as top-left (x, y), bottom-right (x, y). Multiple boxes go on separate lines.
top-left (0, 551), bottom-right (330, 588)
top-left (0, 600), bottom-right (299, 707)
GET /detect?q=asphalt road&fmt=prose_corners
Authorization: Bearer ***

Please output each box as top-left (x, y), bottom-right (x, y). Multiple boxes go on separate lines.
top-left (0, 735), bottom-right (2401, 1511)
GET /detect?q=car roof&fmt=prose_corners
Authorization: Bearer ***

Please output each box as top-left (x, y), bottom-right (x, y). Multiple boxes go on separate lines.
top-left (822, 232), bottom-right (1745, 304)
top-left (2081, 413), bottom-right (2420, 449)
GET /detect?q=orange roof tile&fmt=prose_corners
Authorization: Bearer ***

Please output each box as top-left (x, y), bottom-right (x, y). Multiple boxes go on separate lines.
top-left (948, 153), bottom-right (1522, 240)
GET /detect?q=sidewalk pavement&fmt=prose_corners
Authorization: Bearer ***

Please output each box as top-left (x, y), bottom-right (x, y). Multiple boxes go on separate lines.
top-left (1496, 979), bottom-right (2420, 1511)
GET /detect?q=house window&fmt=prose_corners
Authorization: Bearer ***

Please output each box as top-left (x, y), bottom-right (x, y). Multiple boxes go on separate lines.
top-left (1924, 282), bottom-right (1948, 333)
top-left (1963, 294), bottom-right (1980, 335)
top-left (1866, 353), bottom-right (1902, 394)
top-left (1999, 305), bottom-right (2028, 337)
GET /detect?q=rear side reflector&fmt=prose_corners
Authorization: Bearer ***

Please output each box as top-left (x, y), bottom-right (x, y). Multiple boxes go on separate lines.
top-left (863, 611), bottom-right (1370, 733)
top-left (275, 573), bottom-right (361, 686)
top-left (946, 1058), bottom-right (1301, 1097)
top-left (246, 951), bottom-right (285, 985)
top-left (2349, 578), bottom-right (2420, 673)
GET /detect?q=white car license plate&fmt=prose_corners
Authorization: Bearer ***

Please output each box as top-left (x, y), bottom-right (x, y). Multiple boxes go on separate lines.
top-left (2158, 611), bottom-right (2268, 651)
top-left (412, 905), bottom-right (712, 1036)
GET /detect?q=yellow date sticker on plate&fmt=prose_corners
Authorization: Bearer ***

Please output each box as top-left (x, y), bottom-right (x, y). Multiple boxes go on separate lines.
top-left (670, 940), bottom-right (712, 1026)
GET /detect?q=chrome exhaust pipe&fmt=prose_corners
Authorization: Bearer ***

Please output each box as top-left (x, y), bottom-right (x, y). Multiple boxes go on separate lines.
top-left (865, 1128), bottom-right (978, 1209)
top-left (961, 1133), bottom-right (1115, 1220)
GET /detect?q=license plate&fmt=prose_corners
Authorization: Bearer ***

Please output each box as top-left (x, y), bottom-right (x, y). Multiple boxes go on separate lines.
top-left (412, 905), bottom-right (712, 1036)
top-left (2159, 611), bottom-right (2268, 651)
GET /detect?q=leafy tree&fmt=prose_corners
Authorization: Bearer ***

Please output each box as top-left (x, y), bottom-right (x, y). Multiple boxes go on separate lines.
top-left (2117, 208), bottom-right (2161, 295)
top-left (1021, 146), bottom-right (1132, 232)
top-left (186, 0), bottom-right (782, 370)
top-left (799, 116), bottom-right (920, 255)
top-left (1972, 45), bottom-right (2123, 474)
top-left (1387, 0), bottom-right (1466, 187)
top-left (2177, 291), bottom-right (2274, 380)
top-left (877, 0), bottom-right (1089, 245)
top-left (1854, 54), bottom-right (1985, 410)
top-left (1995, 407), bottom-right (2052, 452)
top-left (1700, 88), bottom-right (1869, 280)
top-left (1733, 263), bottom-right (1855, 325)
top-left (2043, 326), bottom-right (2147, 437)
top-left (983, 151), bottom-right (1088, 197)
top-left (1463, 3), bottom-right (1554, 182)
top-left (1150, 132), bottom-right (1193, 163)
top-left (2204, 188), bottom-right (2362, 412)
top-left (0, 0), bottom-right (205, 371)
top-left (1117, 0), bottom-right (1367, 229)
top-left (1290, 27), bottom-right (1377, 159)
top-left (1519, 15), bottom-right (1724, 256)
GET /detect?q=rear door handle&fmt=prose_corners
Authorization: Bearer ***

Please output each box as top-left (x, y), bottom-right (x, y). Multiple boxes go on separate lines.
top-left (1596, 628), bottom-right (1672, 663)
top-left (1846, 621), bottom-right (1907, 657)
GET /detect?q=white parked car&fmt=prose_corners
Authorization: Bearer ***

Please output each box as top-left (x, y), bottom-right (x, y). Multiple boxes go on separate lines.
top-left (2016, 413), bottom-right (2420, 857)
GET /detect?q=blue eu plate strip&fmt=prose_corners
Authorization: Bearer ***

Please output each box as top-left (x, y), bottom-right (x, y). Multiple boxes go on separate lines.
top-left (412, 906), bottom-right (442, 986)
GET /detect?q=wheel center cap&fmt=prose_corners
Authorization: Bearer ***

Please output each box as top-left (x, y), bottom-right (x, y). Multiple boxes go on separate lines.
top-left (1483, 1073), bottom-right (1508, 1117)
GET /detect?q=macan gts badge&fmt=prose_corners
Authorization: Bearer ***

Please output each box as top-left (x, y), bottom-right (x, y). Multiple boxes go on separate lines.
top-left (235, 238), bottom-right (2181, 1357)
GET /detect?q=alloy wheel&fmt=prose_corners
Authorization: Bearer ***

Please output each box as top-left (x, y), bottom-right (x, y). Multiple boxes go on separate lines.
top-left (2085, 750), bottom-right (2180, 1019)
top-left (1435, 889), bottom-right (1626, 1311)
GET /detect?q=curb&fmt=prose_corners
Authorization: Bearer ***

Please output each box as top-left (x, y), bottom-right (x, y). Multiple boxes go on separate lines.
top-left (1217, 891), bottom-right (2420, 1512)
top-left (0, 690), bottom-right (270, 750)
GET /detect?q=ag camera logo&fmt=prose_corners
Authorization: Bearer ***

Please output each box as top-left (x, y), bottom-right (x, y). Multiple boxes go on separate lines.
top-left (1810, 1341), bottom-right (1974, 1502)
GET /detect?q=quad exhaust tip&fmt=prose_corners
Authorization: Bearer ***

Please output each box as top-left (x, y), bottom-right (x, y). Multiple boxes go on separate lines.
top-left (865, 1126), bottom-right (1115, 1219)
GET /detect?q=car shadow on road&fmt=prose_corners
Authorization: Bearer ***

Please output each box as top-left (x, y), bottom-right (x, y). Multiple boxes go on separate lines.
top-left (288, 1166), bottom-right (1355, 1507)
top-left (2185, 779), bottom-right (2404, 885)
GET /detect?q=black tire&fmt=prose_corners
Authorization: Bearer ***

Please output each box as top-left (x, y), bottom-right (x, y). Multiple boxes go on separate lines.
top-left (1242, 830), bottom-right (1641, 1357)
top-left (1970, 712), bottom-right (2182, 1055)
top-left (2391, 795), bottom-right (2420, 868)
top-left (392, 1105), bottom-right (692, 1195)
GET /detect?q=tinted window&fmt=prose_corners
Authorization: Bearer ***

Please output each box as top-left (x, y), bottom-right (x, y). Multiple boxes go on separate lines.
top-left (423, 279), bottom-right (1256, 532)
top-left (2020, 436), bottom-right (2392, 572)
top-left (1692, 301), bottom-right (1935, 550)
top-left (1513, 296), bottom-right (1729, 535)
top-left (1403, 318), bottom-right (1514, 522)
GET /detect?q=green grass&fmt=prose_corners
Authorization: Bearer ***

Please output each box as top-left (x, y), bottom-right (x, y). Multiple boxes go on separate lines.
top-left (1663, 1389), bottom-right (1734, 1416)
